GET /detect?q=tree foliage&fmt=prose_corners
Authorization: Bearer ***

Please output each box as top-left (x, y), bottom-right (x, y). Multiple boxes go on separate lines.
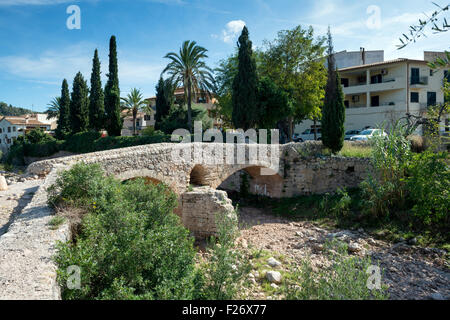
top-left (259, 25), bottom-right (327, 124)
top-left (154, 77), bottom-right (175, 129)
top-left (121, 88), bottom-right (148, 136)
top-left (55, 79), bottom-right (71, 139)
top-left (162, 40), bottom-right (215, 133)
top-left (104, 36), bottom-right (123, 136)
top-left (321, 29), bottom-right (345, 153)
top-left (69, 72), bottom-right (89, 134)
top-left (232, 26), bottom-right (259, 130)
top-left (89, 49), bottom-right (105, 132)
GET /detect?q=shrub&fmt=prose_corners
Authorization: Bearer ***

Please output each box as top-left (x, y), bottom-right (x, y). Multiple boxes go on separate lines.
top-left (406, 151), bottom-right (449, 226)
top-left (361, 123), bottom-right (412, 218)
top-left (196, 211), bottom-right (250, 300)
top-left (63, 131), bottom-right (102, 153)
top-left (284, 240), bottom-right (388, 300)
top-left (53, 164), bottom-right (198, 300)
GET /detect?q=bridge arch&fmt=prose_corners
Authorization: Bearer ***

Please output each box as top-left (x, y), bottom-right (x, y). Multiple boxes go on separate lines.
top-left (217, 165), bottom-right (284, 198)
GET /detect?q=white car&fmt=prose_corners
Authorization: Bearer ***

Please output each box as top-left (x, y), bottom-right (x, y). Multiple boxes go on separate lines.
top-left (296, 128), bottom-right (322, 142)
top-left (344, 129), bottom-right (361, 140)
top-left (350, 129), bottom-right (387, 141)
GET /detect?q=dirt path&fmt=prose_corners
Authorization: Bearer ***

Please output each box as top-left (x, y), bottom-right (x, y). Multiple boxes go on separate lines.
top-left (0, 179), bottom-right (43, 237)
top-left (237, 207), bottom-right (449, 300)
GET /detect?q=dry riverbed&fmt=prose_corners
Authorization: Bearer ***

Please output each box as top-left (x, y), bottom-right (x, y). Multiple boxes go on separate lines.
top-left (236, 207), bottom-right (449, 300)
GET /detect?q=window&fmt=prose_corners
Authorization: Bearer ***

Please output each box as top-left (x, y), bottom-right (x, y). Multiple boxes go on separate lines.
top-left (13, 126), bottom-right (16, 132)
top-left (370, 74), bottom-right (382, 84)
top-left (8, 127), bottom-right (11, 133)
top-left (344, 100), bottom-right (349, 108)
top-left (371, 96), bottom-right (380, 107)
top-left (341, 78), bottom-right (349, 87)
top-left (410, 92), bottom-right (419, 103)
top-left (411, 68), bottom-right (420, 84)
top-left (144, 115), bottom-right (151, 121)
top-left (430, 69), bottom-right (433, 76)
top-left (427, 92), bottom-right (436, 106)
top-left (0, 128), bottom-right (2, 133)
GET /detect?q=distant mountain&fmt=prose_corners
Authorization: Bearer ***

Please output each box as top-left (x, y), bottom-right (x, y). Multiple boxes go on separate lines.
top-left (0, 102), bottom-right (35, 116)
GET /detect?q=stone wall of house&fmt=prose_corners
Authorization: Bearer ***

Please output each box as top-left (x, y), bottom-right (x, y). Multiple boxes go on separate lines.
top-left (180, 186), bottom-right (236, 239)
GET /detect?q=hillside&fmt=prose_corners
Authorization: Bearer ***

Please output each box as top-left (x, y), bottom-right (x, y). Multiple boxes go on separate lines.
top-left (0, 102), bottom-right (35, 117)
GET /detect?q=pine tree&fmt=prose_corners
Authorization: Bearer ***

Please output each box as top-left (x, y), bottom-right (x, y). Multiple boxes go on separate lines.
top-left (321, 27), bottom-right (345, 154)
top-left (154, 77), bottom-right (174, 129)
top-left (70, 72), bottom-right (89, 134)
top-left (104, 35), bottom-right (123, 136)
top-left (232, 26), bottom-right (259, 130)
top-left (89, 49), bottom-right (105, 132)
top-left (55, 79), bottom-right (71, 138)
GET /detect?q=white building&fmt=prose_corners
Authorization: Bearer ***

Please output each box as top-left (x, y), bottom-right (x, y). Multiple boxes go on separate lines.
top-left (0, 115), bottom-right (52, 152)
top-left (295, 52), bottom-right (449, 136)
top-left (121, 110), bottom-right (155, 136)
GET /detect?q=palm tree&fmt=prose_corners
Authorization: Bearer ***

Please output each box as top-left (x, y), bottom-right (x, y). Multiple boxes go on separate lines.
top-left (162, 40), bottom-right (215, 133)
top-left (120, 88), bottom-right (148, 136)
top-left (45, 97), bottom-right (61, 120)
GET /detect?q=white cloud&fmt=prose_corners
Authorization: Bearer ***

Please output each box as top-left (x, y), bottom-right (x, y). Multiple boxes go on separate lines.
top-left (0, 0), bottom-right (77, 5)
top-left (220, 20), bottom-right (246, 44)
top-left (0, 42), bottom-right (164, 97)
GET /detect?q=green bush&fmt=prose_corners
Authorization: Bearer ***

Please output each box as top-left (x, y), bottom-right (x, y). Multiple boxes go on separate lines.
top-left (62, 131), bottom-right (171, 154)
top-left (361, 123), bottom-right (412, 218)
top-left (62, 131), bottom-right (102, 153)
top-left (284, 240), bottom-right (388, 300)
top-left (6, 128), bottom-right (60, 164)
top-left (360, 122), bottom-right (449, 228)
top-left (406, 151), bottom-right (449, 226)
top-left (196, 211), bottom-right (250, 300)
top-left (53, 164), bottom-right (198, 300)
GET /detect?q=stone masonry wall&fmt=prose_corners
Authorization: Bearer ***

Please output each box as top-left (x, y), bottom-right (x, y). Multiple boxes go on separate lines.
top-left (181, 186), bottom-right (236, 239)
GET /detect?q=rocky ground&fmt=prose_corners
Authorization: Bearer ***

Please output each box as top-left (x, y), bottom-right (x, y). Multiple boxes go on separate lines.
top-left (236, 207), bottom-right (449, 300)
top-left (0, 172), bottom-right (43, 237)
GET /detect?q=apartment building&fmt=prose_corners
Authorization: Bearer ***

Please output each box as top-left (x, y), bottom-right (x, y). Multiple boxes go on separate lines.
top-left (0, 115), bottom-right (52, 152)
top-left (121, 108), bottom-right (156, 136)
top-left (147, 87), bottom-right (222, 128)
top-left (295, 52), bottom-right (449, 136)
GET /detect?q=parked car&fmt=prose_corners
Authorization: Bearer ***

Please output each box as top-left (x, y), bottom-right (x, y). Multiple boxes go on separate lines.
top-left (296, 128), bottom-right (322, 142)
top-left (344, 129), bottom-right (361, 140)
top-left (350, 129), bottom-right (387, 141)
top-left (292, 133), bottom-right (302, 142)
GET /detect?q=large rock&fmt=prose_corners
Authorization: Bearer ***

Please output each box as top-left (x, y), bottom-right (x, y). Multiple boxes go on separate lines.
top-left (267, 257), bottom-right (281, 268)
top-left (0, 175), bottom-right (8, 191)
top-left (266, 271), bottom-right (282, 284)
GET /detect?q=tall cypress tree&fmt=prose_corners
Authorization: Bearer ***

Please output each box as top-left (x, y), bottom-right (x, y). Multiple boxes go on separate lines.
top-left (70, 72), bottom-right (89, 134)
top-left (56, 79), bottom-right (71, 138)
top-left (232, 26), bottom-right (259, 130)
top-left (321, 27), bottom-right (345, 153)
top-left (89, 49), bottom-right (105, 132)
top-left (154, 77), bottom-right (173, 129)
top-left (104, 35), bottom-right (122, 136)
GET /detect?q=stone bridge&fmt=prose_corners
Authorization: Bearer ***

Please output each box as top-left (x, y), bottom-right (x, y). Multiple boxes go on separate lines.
top-left (1, 142), bottom-right (370, 299)
top-left (26, 142), bottom-right (370, 238)
top-left (27, 142), bottom-right (369, 198)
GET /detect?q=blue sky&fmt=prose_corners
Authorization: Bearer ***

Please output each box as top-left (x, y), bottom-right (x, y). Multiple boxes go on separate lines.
top-left (0, 0), bottom-right (449, 112)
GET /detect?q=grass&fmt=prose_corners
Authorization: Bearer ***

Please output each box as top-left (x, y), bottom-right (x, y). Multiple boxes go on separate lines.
top-left (48, 215), bottom-right (66, 230)
top-left (295, 141), bottom-right (373, 159)
top-left (338, 142), bottom-right (373, 158)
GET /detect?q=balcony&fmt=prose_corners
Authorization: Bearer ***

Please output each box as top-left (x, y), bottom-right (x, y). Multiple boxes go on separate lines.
top-left (342, 77), bottom-right (405, 95)
top-left (410, 76), bottom-right (428, 86)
